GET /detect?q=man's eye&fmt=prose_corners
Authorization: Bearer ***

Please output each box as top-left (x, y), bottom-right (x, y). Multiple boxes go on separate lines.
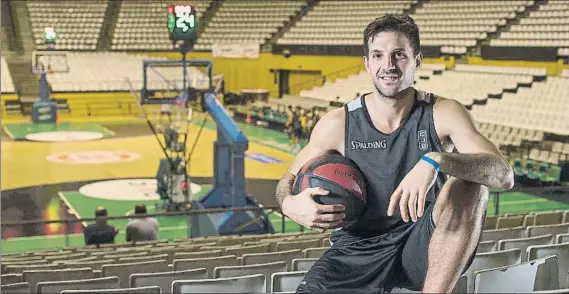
top-left (395, 52), bottom-right (406, 58)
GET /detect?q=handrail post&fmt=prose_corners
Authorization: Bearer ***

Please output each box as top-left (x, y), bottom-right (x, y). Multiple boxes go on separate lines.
top-left (64, 220), bottom-right (70, 248)
top-left (495, 191), bottom-right (500, 216)
top-left (281, 213), bottom-right (285, 233)
top-left (186, 215), bottom-right (191, 239)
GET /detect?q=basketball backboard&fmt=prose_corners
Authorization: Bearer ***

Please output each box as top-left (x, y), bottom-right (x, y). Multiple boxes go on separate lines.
top-left (32, 51), bottom-right (69, 74)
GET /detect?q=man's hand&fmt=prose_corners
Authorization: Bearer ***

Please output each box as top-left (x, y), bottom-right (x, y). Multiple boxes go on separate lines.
top-left (282, 187), bottom-right (346, 231)
top-left (387, 155), bottom-right (439, 222)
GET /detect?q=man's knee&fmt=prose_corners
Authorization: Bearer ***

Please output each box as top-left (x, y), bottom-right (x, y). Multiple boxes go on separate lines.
top-left (435, 177), bottom-right (489, 226)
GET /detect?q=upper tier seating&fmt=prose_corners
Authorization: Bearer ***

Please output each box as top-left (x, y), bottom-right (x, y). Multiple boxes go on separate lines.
top-left (298, 63), bottom-right (445, 103)
top-left (412, 0), bottom-right (533, 54)
top-left (298, 64), bottom-right (544, 108)
top-left (111, 0), bottom-right (213, 51)
top-left (470, 74), bottom-right (569, 136)
top-left (27, 0), bottom-right (108, 51)
top-left (1, 57), bottom-right (16, 94)
top-left (44, 52), bottom-right (211, 92)
top-left (194, 0), bottom-right (306, 51)
top-left (298, 64), bottom-right (553, 148)
top-left (490, 0), bottom-right (569, 54)
top-left (1, 210), bottom-right (568, 293)
top-left (277, 0), bottom-right (415, 46)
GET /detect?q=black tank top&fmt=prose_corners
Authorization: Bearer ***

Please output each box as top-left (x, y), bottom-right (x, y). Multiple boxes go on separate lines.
top-left (343, 89), bottom-right (447, 235)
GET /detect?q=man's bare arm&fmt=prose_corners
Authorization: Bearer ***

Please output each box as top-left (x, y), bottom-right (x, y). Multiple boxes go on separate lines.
top-left (275, 108), bottom-right (345, 208)
top-left (275, 173), bottom-right (295, 207)
top-left (431, 99), bottom-right (514, 189)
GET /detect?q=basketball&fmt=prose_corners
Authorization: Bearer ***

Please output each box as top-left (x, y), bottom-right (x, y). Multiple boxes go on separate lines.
top-left (293, 152), bottom-right (367, 228)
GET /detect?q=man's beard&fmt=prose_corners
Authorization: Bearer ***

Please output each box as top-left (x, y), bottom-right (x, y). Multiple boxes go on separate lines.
top-left (373, 80), bottom-right (405, 99)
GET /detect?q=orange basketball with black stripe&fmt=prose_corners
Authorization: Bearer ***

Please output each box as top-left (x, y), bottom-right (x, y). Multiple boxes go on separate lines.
top-left (293, 152), bottom-right (367, 228)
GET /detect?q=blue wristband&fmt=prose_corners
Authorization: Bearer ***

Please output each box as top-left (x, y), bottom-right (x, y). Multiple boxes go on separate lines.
top-left (421, 155), bottom-right (440, 172)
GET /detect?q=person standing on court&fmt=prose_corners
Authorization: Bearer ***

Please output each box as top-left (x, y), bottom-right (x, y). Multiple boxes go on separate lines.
top-left (83, 207), bottom-right (118, 246)
top-left (274, 14), bottom-right (514, 293)
top-left (126, 204), bottom-right (159, 242)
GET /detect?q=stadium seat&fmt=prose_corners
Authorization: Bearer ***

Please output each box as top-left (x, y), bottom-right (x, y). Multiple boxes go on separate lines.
top-left (528, 243), bottom-right (569, 288)
top-left (130, 269), bottom-right (207, 294)
top-left (532, 290), bottom-right (569, 294)
top-left (214, 261), bottom-right (287, 292)
top-left (5, 264), bottom-right (65, 274)
top-left (1, 273), bottom-right (23, 285)
top-left (463, 248), bottom-right (523, 292)
top-left (497, 215), bottom-right (526, 229)
top-left (481, 226), bottom-right (526, 242)
top-left (60, 286), bottom-right (161, 294)
top-left (173, 255), bottom-right (240, 278)
top-left (270, 271), bottom-right (307, 293)
top-left (477, 240), bottom-right (497, 253)
top-left (36, 276), bottom-right (120, 294)
top-left (0, 282), bottom-right (31, 294)
top-left (497, 234), bottom-right (554, 261)
top-left (225, 244), bottom-right (271, 257)
top-left (172, 273), bottom-right (266, 293)
top-left (527, 224), bottom-right (569, 238)
top-left (242, 249), bottom-right (303, 271)
top-left (292, 258), bottom-right (318, 271)
top-left (23, 268), bottom-right (94, 294)
top-left (473, 255), bottom-right (559, 292)
top-left (302, 247), bottom-right (329, 259)
top-left (557, 233), bottom-right (569, 244)
top-left (101, 260), bottom-right (169, 288)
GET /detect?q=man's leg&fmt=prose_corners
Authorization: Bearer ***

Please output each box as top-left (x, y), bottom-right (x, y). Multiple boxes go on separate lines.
top-left (296, 231), bottom-right (401, 293)
top-left (423, 177), bottom-right (489, 293)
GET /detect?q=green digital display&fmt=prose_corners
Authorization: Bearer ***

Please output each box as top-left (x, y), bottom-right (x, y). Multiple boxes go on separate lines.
top-left (168, 5), bottom-right (198, 41)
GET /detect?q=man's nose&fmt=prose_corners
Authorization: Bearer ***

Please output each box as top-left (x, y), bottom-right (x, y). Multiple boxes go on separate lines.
top-left (382, 56), bottom-right (396, 71)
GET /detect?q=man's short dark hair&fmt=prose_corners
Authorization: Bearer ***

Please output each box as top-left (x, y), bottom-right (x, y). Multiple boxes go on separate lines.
top-left (363, 14), bottom-right (420, 57)
top-left (134, 204), bottom-right (147, 214)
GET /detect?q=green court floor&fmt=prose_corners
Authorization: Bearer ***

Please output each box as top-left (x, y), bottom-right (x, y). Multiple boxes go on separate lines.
top-left (193, 119), bottom-right (308, 153)
top-left (3, 122), bottom-right (116, 140)
top-left (487, 192), bottom-right (569, 215)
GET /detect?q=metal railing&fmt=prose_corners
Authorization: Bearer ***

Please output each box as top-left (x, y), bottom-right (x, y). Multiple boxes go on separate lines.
top-left (1, 205), bottom-right (303, 249)
top-left (2, 186), bottom-right (568, 252)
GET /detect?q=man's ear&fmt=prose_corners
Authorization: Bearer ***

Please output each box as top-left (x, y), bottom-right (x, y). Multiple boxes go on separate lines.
top-left (415, 52), bottom-right (423, 69)
top-left (363, 55), bottom-right (371, 73)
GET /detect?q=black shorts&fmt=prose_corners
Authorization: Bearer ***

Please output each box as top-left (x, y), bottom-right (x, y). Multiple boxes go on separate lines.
top-left (296, 203), bottom-right (478, 293)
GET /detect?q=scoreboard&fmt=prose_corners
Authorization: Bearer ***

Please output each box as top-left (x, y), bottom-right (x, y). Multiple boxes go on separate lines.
top-left (44, 27), bottom-right (56, 45)
top-left (168, 5), bottom-right (198, 41)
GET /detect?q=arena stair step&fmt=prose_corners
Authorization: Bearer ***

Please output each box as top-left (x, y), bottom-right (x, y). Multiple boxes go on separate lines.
top-left (97, 0), bottom-right (122, 51)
